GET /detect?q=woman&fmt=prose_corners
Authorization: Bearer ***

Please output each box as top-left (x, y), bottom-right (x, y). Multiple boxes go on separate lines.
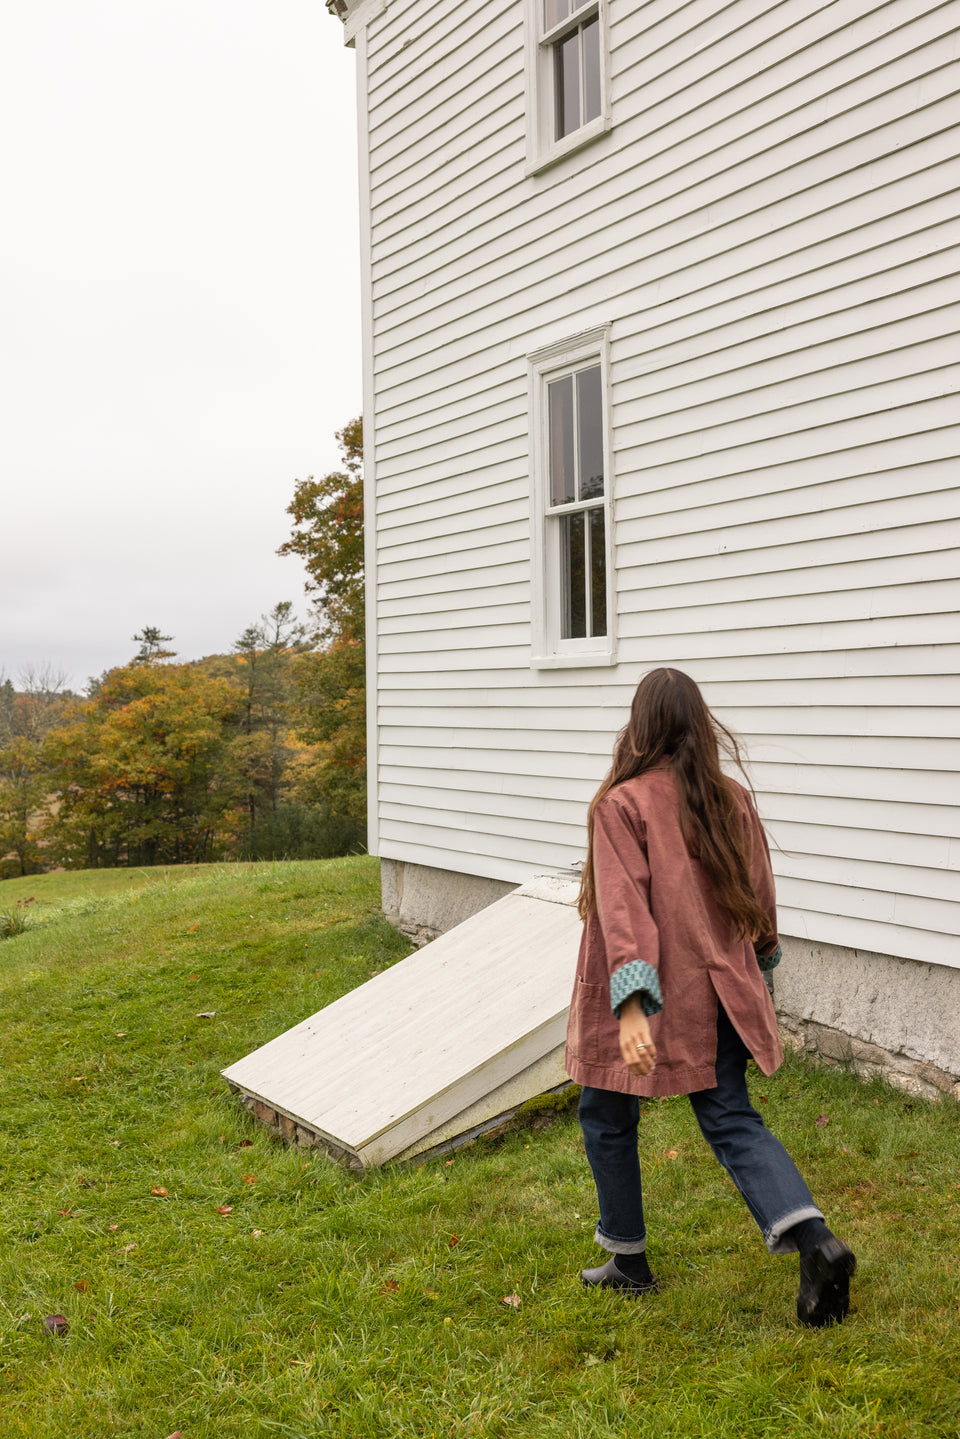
top-left (565, 668), bottom-right (855, 1327)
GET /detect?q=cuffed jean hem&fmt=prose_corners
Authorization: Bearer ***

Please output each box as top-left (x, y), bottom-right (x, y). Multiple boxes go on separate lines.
top-left (764, 1204), bottom-right (824, 1255)
top-left (595, 1225), bottom-right (648, 1256)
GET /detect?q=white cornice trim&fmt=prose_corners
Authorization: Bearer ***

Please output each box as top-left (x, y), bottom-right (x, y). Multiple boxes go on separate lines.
top-left (327, 0), bottom-right (386, 46)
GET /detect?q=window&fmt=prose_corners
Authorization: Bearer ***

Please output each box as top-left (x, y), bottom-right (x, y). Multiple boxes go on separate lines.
top-left (529, 329), bottom-right (615, 666)
top-left (525, 0), bottom-right (609, 172)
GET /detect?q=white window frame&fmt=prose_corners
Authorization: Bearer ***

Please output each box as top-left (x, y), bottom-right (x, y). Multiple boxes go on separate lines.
top-left (524, 0), bottom-right (611, 175)
top-left (529, 327), bottom-right (616, 669)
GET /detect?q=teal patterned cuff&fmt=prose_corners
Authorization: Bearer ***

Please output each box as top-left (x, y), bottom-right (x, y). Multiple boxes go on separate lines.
top-left (755, 944), bottom-right (782, 972)
top-left (610, 961), bottom-right (663, 1018)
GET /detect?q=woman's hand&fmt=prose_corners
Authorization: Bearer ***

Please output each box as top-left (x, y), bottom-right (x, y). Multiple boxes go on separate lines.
top-left (619, 995), bottom-right (657, 1077)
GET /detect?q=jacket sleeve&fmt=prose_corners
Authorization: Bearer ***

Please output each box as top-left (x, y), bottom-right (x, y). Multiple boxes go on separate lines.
top-left (742, 792), bottom-right (780, 969)
top-left (592, 795), bottom-right (664, 1018)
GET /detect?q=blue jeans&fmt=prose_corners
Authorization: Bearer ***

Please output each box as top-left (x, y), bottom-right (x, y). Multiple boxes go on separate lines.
top-left (579, 1004), bottom-right (822, 1255)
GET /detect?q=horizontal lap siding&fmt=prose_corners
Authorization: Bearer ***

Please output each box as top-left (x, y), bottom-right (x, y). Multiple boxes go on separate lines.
top-left (365, 0), bottom-right (960, 966)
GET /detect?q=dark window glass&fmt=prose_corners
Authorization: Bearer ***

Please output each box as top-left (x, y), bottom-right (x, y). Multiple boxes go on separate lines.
top-left (582, 16), bottom-right (601, 123)
top-left (589, 508), bottom-right (607, 637)
top-left (556, 30), bottom-right (581, 139)
top-left (577, 365), bottom-right (603, 500)
top-left (543, 0), bottom-right (569, 28)
top-left (548, 375), bottom-right (575, 505)
top-left (561, 511), bottom-right (587, 638)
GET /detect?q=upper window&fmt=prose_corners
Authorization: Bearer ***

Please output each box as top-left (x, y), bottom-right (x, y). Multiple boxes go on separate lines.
top-left (525, 0), bottom-right (609, 172)
top-left (545, 1), bottom-right (602, 141)
top-left (529, 328), bottom-right (615, 667)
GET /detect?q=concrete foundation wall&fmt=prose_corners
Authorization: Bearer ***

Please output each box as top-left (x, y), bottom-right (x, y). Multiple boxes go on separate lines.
top-left (773, 937), bottom-right (960, 1103)
top-left (381, 858), bottom-right (517, 944)
top-left (382, 860), bottom-right (960, 1102)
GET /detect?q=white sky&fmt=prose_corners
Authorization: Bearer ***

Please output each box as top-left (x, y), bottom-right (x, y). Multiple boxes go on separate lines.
top-left (0, 0), bottom-right (361, 691)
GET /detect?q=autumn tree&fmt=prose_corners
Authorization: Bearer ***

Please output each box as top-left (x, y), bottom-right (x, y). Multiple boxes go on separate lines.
top-left (43, 658), bottom-right (242, 869)
top-left (0, 667), bottom-right (76, 877)
top-left (279, 418), bottom-right (366, 848)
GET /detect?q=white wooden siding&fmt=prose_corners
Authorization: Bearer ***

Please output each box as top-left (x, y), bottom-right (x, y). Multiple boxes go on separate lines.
top-left (360, 0), bottom-right (960, 969)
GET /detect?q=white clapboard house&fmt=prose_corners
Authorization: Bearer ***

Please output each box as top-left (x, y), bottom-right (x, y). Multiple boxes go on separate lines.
top-left (225, 0), bottom-right (960, 1161)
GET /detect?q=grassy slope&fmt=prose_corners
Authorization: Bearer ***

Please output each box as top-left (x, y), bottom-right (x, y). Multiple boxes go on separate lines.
top-left (0, 859), bottom-right (958, 1438)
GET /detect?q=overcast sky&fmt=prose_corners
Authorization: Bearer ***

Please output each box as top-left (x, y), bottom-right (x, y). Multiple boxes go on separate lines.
top-left (1, 0), bottom-right (361, 691)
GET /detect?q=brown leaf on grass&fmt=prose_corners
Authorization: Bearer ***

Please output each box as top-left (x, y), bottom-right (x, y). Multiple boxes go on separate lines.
top-left (448, 1234), bottom-right (461, 1248)
top-left (43, 1314), bottom-right (69, 1337)
top-left (150, 1186), bottom-right (170, 1197)
top-left (114, 1032), bottom-right (127, 1038)
top-left (217, 1204), bottom-right (233, 1215)
top-left (122, 1243), bottom-right (137, 1253)
top-left (445, 1158), bottom-right (455, 1166)
top-left (500, 1293), bottom-right (521, 1309)
top-left (760, 1095), bottom-right (768, 1105)
top-left (816, 1113), bottom-right (830, 1128)
top-left (196, 1011), bottom-right (216, 1019)
top-left (77, 1176), bottom-right (94, 1187)
top-left (73, 1280), bottom-right (89, 1293)
top-left (108, 1224), bottom-right (119, 1231)
top-left (108, 1140), bottom-right (121, 1147)
top-left (57, 1208), bottom-right (75, 1217)
top-left (165, 1432), bottom-right (184, 1438)
top-left (242, 1174), bottom-right (256, 1185)
top-left (665, 1149), bottom-right (679, 1160)
top-left (187, 923), bottom-right (200, 932)
top-left (237, 1139), bottom-right (254, 1148)
top-left (380, 1280), bottom-right (400, 1294)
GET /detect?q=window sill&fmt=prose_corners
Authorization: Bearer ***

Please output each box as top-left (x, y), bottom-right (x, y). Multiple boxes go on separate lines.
top-left (525, 114), bottom-right (611, 177)
top-left (532, 649), bottom-right (617, 670)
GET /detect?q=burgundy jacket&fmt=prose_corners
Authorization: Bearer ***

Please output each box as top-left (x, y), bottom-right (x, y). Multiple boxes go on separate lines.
top-left (565, 764), bottom-right (784, 1098)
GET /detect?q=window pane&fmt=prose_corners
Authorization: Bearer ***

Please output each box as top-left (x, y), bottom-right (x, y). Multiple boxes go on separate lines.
top-left (589, 508), bottom-right (607, 637)
top-left (548, 375), bottom-right (575, 505)
top-left (582, 16), bottom-right (601, 123)
top-left (561, 511), bottom-right (587, 638)
top-left (576, 365), bottom-right (603, 500)
top-left (555, 30), bottom-right (581, 139)
top-left (543, 0), bottom-right (569, 28)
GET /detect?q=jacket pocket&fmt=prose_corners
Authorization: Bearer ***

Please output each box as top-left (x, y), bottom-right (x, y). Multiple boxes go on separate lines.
top-left (568, 976), bottom-right (611, 1065)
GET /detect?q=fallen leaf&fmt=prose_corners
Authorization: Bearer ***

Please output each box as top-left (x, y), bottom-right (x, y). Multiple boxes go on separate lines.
top-left (217, 1204), bottom-right (233, 1216)
top-left (109, 1223), bottom-right (119, 1231)
top-left (43, 1314), bottom-right (69, 1337)
top-left (500, 1293), bottom-right (521, 1309)
top-left (77, 1176), bottom-right (93, 1187)
top-left (57, 1207), bottom-right (75, 1217)
top-left (196, 1011), bottom-right (216, 1019)
top-left (237, 1139), bottom-right (254, 1148)
top-left (448, 1234), bottom-right (461, 1248)
top-left (114, 1032), bottom-right (127, 1038)
top-left (380, 1279), bottom-right (400, 1294)
top-left (251, 1229), bottom-right (263, 1239)
top-left (665, 1149), bottom-right (679, 1160)
top-left (187, 923), bottom-right (200, 932)
top-left (816, 1114), bottom-right (830, 1128)
top-left (242, 1174), bottom-right (256, 1185)
top-left (445, 1158), bottom-right (455, 1166)
top-left (165, 1432), bottom-right (184, 1439)
top-left (122, 1243), bottom-right (137, 1253)
top-left (760, 1095), bottom-right (768, 1105)
top-left (108, 1140), bottom-right (121, 1147)
top-left (73, 1280), bottom-right (89, 1293)
top-left (150, 1186), bottom-right (170, 1197)
top-left (583, 1353), bottom-right (601, 1367)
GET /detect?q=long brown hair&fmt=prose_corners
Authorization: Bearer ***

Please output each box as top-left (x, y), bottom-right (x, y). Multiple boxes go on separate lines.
top-left (577, 667), bottom-right (769, 940)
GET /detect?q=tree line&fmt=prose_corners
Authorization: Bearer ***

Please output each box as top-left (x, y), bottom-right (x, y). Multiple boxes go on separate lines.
top-left (0, 420), bottom-right (365, 880)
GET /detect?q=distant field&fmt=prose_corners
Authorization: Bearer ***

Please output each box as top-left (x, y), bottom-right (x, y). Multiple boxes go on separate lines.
top-left (1, 857), bottom-right (959, 1438)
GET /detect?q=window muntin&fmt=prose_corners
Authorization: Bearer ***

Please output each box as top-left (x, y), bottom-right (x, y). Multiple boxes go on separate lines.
top-left (547, 362), bottom-right (606, 640)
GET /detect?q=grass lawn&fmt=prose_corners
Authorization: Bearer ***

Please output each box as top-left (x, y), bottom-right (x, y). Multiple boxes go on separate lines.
top-left (1, 858), bottom-right (959, 1438)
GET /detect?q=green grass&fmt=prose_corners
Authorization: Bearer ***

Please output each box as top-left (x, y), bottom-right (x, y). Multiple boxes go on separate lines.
top-left (1, 859), bottom-right (959, 1437)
